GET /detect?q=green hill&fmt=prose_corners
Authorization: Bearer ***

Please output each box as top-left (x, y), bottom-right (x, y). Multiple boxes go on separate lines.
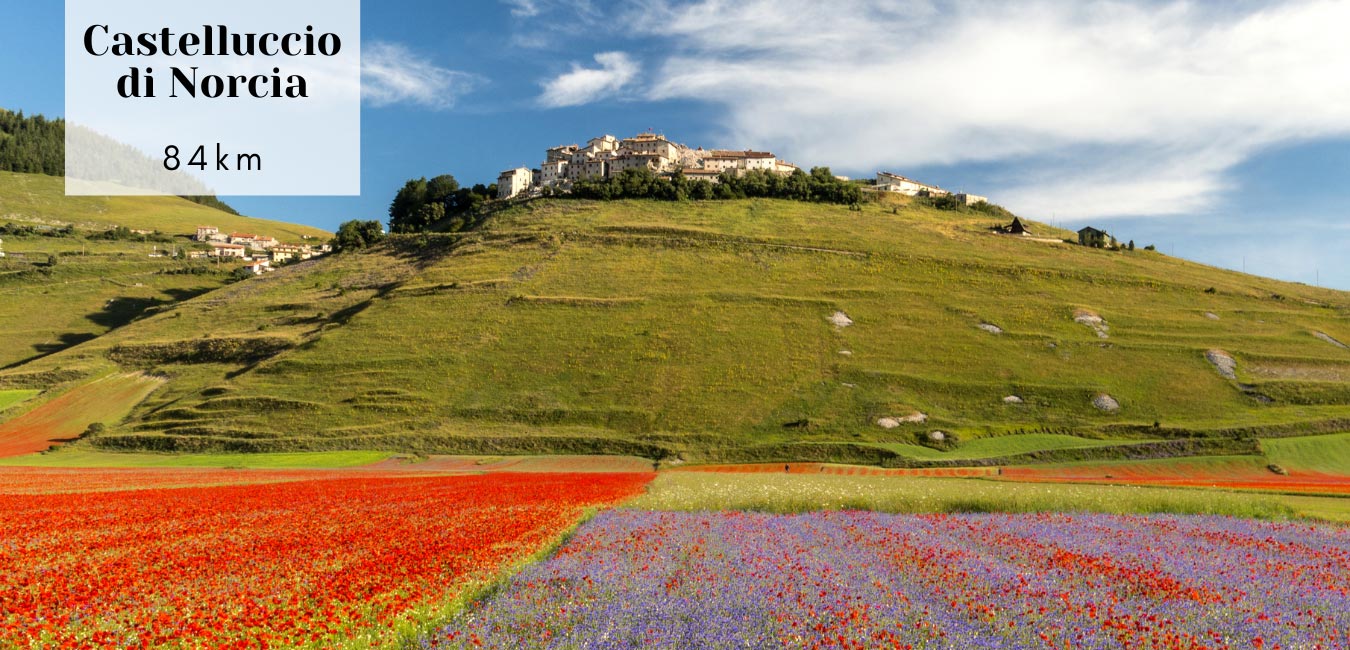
top-left (0, 171), bottom-right (330, 369)
top-left (2, 194), bottom-right (1348, 463)
top-left (0, 171), bottom-right (326, 239)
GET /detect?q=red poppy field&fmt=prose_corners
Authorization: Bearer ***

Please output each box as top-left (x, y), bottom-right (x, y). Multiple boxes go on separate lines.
top-left (0, 470), bottom-right (653, 649)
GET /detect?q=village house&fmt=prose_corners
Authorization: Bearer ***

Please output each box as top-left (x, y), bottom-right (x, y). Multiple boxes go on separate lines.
top-left (229, 233), bottom-right (257, 247)
top-left (0, 236), bottom-right (5, 258)
top-left (269, 244), bottom-right (307, 264)
top-left (678, 168), bottom-right (724, 184)
top-left (497, 167), bottom-right (535, 200)
top-left (210, 242), bottom-right (248, 259)
top-left (954, 193), bottom-right (988, 206)
top-left (1078, 227), bottom-right (1116, 248)
top-left (187, 250), bottom-right (210, 259)
top-left (195, 226), bottom-right (219, 241)
top-left (241, 259), bottom-right (271, 275)
top-left (252, 236), bottom-right (279, 250)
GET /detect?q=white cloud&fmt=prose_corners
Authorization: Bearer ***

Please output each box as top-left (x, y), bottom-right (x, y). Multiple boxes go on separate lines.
top-left (362, 41), bottom-right (480, 110)
top-left (626, 0), bottom-right (1350, 219)
top-left (503, 0), bottom-right (541, 18)
top-left (539, 52), bottom-right (640, 107)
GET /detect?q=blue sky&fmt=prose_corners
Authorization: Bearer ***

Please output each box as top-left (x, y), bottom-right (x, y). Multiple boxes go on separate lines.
top-left (2, 0), bottom-right (1348, 288)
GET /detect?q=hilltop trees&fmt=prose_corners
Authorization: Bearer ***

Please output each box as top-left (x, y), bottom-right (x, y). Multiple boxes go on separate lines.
top-left (571, 167), bottom-right (862, 205)
top-left (388, 174), bottom-right (497, 233)
top-left (334, 220), bottom-right (386, 251)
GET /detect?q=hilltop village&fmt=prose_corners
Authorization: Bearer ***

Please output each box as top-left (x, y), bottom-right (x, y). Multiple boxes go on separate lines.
top-left (493, 132), bottom-right (1132, 250)
top-left (497, 132), bottom-right (987, 204)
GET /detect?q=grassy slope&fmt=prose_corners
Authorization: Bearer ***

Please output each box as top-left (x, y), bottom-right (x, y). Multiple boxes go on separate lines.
top-left (3, 195), bottom-right (1348, 461)
top-left (0, 171), bottom-right (329, 240)
top-left (0, 172), bottom-right (330, 368)
top-left (1262, 433), bottom-right (1350, 474)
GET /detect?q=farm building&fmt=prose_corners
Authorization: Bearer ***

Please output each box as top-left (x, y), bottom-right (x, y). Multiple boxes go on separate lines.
top-left (997, 217), bottom-right (1031, 236)
top-left (1078, 227), bottom-right (1116, 248)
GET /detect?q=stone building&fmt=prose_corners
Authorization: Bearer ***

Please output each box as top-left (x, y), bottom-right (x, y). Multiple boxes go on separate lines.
top-left (1077, 227), bottom-right (1116, 248)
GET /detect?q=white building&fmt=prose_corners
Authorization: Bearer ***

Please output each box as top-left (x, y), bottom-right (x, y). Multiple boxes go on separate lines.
top-left (0, 237), bottom-right (5, 258)
top-left (497, 167), bottom-right (535, 199)
top-left (195, 226), bottom-right (219, 242)
top-left (211, 242), bottom-right (248, 259)
top-left (876, 172), bottom-right (948, 197)
top-left (954, 193), bottom-right (989, 206)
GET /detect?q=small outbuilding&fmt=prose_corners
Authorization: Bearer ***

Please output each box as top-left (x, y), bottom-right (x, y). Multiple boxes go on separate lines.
top-left (997, 217), bottom-right (1031, 236)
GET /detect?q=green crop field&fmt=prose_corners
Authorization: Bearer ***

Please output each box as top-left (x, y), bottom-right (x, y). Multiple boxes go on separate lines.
top-left (0, 448), bottom-right (392, 468)
top-left (628, 472), bottom-right (1321, 519)
top-left (2, 189), bottom-right (1348, 465)
top-left (1262, 433), bottom-right (1350, 474)
top-left (0, 389), bottom-right (39, 412)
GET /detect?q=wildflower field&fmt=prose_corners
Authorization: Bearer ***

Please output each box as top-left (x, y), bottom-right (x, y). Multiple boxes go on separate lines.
top-left (0, 470), bottom-right (652, 649)
top-left (430, 510), bottom-right (1350, 649)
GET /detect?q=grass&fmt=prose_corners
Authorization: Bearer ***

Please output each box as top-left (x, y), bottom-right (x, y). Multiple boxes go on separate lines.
top-left (4, 193), bottom-right (1349, 460)
top-left (0, 171), bottom-right (330, 369)
top-left (868, 434), bottom-right (1138, 460)
top-left (0, 448), bottom-right (393, 468)
top-left (1262, 433), bottom-right (1350, 474)
top-left (0, 171), bottom-right (330, 240)
top-left (628, 472), bottom-right (1329, 520)
top-left (0, 389), bottom-right (39, 412)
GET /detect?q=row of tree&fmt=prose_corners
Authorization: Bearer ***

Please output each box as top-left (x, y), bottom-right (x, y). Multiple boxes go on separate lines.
top-left (571, 167), bottom-right (863, 205)
top-left (0, 109), bottom-right (64, 176)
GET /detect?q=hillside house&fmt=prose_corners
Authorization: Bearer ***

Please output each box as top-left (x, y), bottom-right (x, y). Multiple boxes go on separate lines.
top-left (498, 167), bottom-right (535, 199)
top-left (1078, 227), bottom-right (1116, 248)
top-left (269, 244), bottom-right (304, 263)
top-left (252, 236), bottom-right (279, 250)
top-left (703, 150), bottom-right (778, 173)
top-left (195, 226), bottom-right (219, 241)
top-left (678, 168), bottom-right (723, 184)
top-left (229, 233), bottom-right (257, 247)
top-left (954, 193), bottom-right (988, 206)
top-left (211, 242), bottom-right (247, 258)
top-left (876, 172), bottom-right (948, 197)
top-left (241, 259), bottom-right (271, 275)
top-left (187, 250), bottom-right (209, 259)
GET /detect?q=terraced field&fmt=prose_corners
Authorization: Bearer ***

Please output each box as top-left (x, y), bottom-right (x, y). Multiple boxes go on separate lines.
top-left (1, 194), bottom-right (1346, 464)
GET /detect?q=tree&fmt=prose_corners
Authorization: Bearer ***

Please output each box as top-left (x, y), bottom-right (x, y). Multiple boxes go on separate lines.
top-left (388, 178), bottom-right (429, 233)
top-left (1128, 240), bottom-right (1136, 251)
top-left (426, 175), bottom-right (460, 204)
top-left (335, 220), bottom-right (386, 251)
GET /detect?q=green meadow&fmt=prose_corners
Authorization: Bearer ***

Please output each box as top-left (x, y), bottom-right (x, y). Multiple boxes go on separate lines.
top-left (1, 182), bottom-right (1347, 466)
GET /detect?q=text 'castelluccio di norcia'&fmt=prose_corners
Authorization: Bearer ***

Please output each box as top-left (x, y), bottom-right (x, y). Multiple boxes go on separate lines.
top-left (81, 24), bottom-right (341, 99)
